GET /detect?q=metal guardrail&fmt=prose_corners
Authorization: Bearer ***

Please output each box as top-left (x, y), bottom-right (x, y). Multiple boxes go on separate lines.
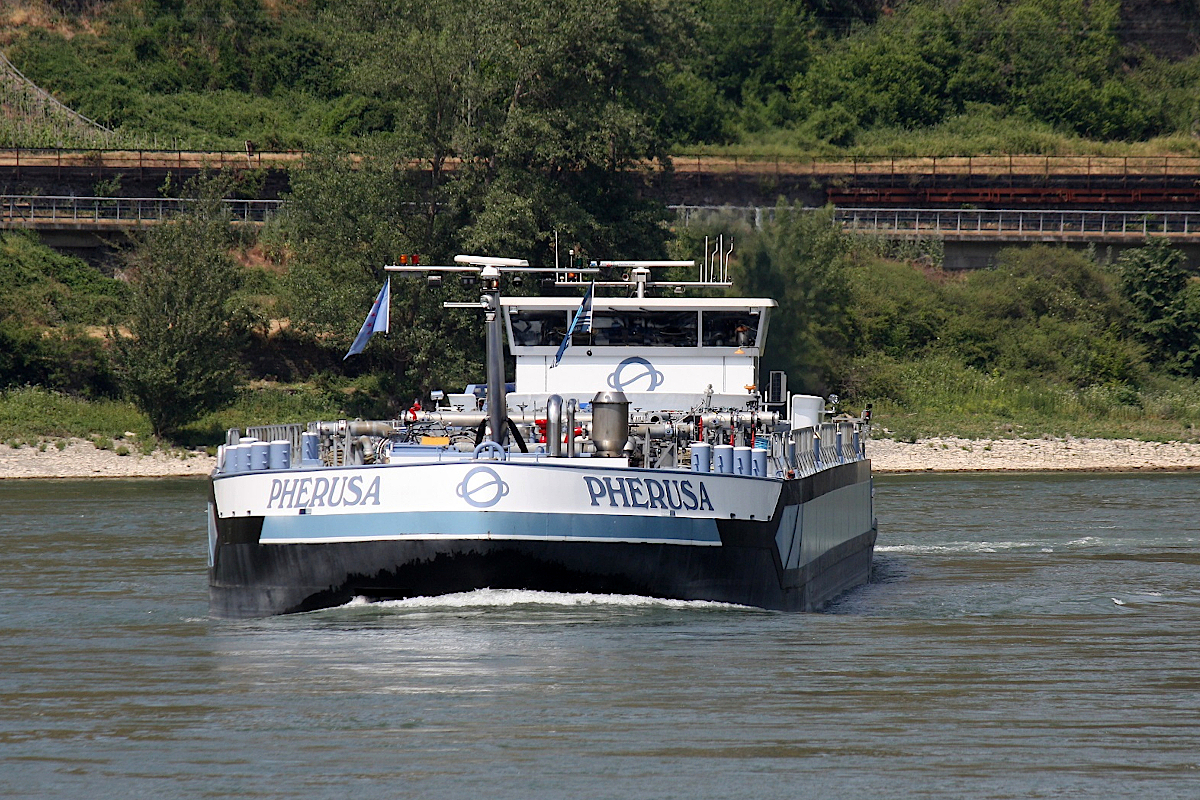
top-left (671, 205), bottom-right (1200, 240)
top-left (836, 207), bottom-right (1200, 239)
top-left (786, 425), bottom-right (867, 479)
top-left (6, 196), bottom-right (1199, 241)
top-left (0, 195), bottom-right (282, 228)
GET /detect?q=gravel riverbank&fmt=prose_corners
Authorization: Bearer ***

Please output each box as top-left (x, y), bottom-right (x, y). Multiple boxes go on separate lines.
top-left (868, 436), bottom-right (1200, 473)
top-left (0, 439), bottom-right (215, 479)
top-left (1, 436), bottom-right (1199, 480)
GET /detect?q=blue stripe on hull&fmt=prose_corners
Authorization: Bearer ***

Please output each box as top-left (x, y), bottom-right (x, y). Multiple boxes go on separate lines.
top-left (260, 510), bottom-right (723, 546)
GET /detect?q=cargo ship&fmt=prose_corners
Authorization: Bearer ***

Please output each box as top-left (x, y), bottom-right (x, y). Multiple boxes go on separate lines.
top-left (208, 249), bottom-right (876, 617)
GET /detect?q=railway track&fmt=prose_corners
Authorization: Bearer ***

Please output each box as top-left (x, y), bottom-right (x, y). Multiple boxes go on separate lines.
top-left (7, 148), bottom-right (1200, 208)
top-left (4, 148), bottom-right (1200, 178)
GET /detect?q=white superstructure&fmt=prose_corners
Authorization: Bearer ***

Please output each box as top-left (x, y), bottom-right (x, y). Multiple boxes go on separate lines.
top-left (504, 295), bottom-right (773, 410)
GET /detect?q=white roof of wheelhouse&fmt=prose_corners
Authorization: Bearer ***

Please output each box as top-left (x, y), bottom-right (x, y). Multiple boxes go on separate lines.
top-left (502, 297), bottom-right (777, 310)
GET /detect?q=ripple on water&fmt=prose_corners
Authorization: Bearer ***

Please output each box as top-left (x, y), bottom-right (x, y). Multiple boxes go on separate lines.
top-left (2, 473), bottom-right (1199, 800)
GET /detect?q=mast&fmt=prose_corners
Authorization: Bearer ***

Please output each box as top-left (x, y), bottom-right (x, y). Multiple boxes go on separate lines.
top-left (481, 265), bottom-right (507, 445)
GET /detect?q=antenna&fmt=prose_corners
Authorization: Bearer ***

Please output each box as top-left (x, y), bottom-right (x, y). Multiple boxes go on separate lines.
top-left (712, 236), bottom-right (722, 284)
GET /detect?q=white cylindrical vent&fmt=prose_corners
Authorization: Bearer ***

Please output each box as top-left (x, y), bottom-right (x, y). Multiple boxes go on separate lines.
top-left (238, 444), bottom-right (253, 473)
top-left (752, 447), bottom-right (768, 477)
top-left (301, 432), bottom-right (321, 466)
top-left (714, 444), bottom-right (734, 474)
top-left (690, 442), bottom-right (712, 473)
top-left (733, 446), bottom-right (752, 476)
top-left (223, 444), bottom-right (241, 474)
top-left (268, 440), bottom-right (291, 470)
top-left (250, 441), bottom-right (270, 472)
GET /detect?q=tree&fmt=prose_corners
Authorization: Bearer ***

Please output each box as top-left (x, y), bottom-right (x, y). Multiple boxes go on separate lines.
top-left (115, 175), bottom-right (247, 437)
top-left (333, 0), bottom-right (678, 260)
top-left (731, 205), bottom-right (855, 392)
top-left (280, 146), bottom-right (484, 409)
top-left (277, 0), bottom-right (689, 406)
top-left (1117, 238), bottom-right (1200, 376)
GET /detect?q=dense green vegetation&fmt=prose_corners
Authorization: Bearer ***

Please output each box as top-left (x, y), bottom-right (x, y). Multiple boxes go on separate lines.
top-left (3, 1), bottom-right (1200, 445)
top-left (0, 230), bottom-right (125, 397)
top-left (3, 203), bottom-right (1199, 444)
top-left (114, 175), bottom-right (252, 435)
top-left (7, 0), bottom-right (1200, 154)
top-left (681, 207), bottom-right (1200, 440)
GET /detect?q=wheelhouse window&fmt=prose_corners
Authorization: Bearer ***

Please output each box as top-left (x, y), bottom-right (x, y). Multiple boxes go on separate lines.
top-left (702, 311), bottom-right (758, 347)
top-left (586, 311), bottom-right (698, 347)
top-left (509, 310), bottom-right (568, 346)
top-left (510, 307), bottom-right (760, 348)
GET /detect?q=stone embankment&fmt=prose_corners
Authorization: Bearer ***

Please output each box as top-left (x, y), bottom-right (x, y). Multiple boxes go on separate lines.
top-left (1, 436), bottom-right (1199, 480)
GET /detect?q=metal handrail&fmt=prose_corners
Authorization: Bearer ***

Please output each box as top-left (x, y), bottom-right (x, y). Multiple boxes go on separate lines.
top-left (835, 207), bottom-right (1200, 237)
top-left (9, 196), bottom-right (1195, 238)
top-left (0, 195), bottom-right (282, 225)
top-left (671, 204), bottom-right (1200, 238)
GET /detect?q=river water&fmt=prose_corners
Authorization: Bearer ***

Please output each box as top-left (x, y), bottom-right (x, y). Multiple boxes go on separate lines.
top-left (2, 474), bottom-right (1198, 799)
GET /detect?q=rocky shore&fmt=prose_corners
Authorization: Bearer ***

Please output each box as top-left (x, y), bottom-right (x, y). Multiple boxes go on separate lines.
top-left (1, 436), bottom-right (1199, 480)
top-left (868, 436), bottom-right (1200, 473)
top-left (0, 439), bottom-right (215, 479)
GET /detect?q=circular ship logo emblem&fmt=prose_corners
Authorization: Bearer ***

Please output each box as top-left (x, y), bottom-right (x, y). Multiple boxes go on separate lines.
top-left (607, 356), bottom-right (665, 392)
top-left (457, 466), bottom-right (511, 508)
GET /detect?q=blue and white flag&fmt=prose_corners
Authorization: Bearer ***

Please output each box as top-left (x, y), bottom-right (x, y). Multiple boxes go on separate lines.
top-left (343, 277), bottom-right (391, 359)
top-left (551, 282), bottom-right (594, 368)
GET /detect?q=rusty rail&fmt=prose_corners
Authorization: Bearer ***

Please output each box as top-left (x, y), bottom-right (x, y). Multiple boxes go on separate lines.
top-left (6, 148), bottom-right (1200, 179)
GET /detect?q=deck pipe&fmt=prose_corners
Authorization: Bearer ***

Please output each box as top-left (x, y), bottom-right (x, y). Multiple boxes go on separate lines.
top-left (546, 394), bottom-right (564, 457)
top-left (566, 399), bottom-right (577, 458)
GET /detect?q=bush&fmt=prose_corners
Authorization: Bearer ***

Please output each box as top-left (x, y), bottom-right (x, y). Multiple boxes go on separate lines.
top-left (1117, 238), bottom-right (1200, 376)
top-left (115, 174), bottom-right (248, 437)
top-left (0, 386), bottom-right (148, 441)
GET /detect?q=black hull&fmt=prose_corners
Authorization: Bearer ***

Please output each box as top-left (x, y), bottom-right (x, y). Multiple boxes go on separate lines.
top-left (209, 461), bottom-right (876, 618)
